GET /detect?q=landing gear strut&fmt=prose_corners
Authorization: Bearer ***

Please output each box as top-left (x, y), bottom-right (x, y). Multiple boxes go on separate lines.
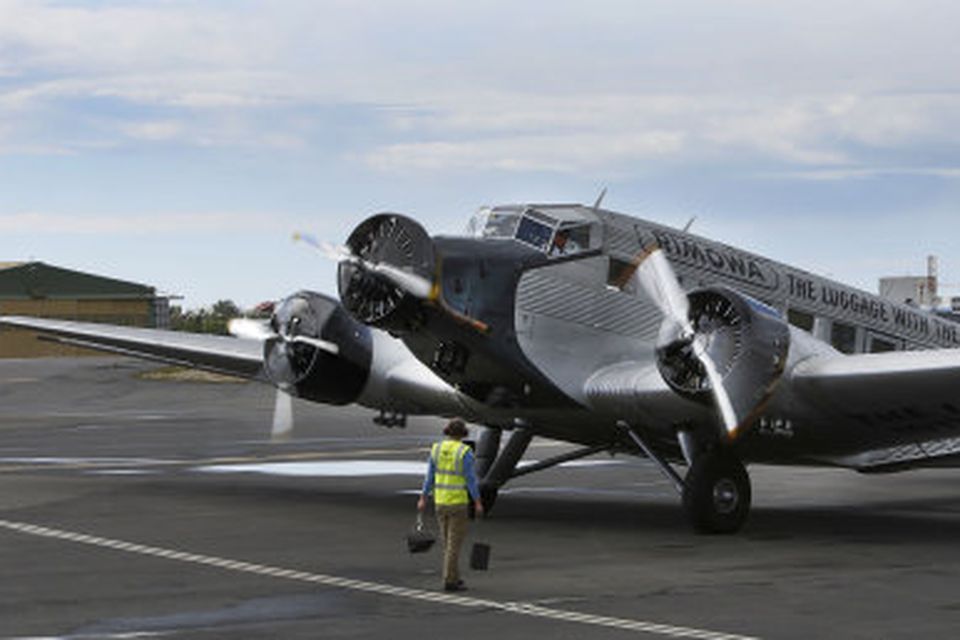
top-left (622, 422), bottom-right (751, 534)
top-left (682, 452), bottom-right (751, 534)
top-left (476, 428), bottom-right (532, 513)
top-left (471, 426), bottom-right (607, 515)
top-left (474, 426), bottom-right (503, 512)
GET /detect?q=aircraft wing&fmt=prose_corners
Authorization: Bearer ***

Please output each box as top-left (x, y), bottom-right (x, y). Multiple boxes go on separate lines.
top-left (789, 349), bottom-right (960, 470)
top-left (791, 348), bottom-right (960, 412)
top-left (0, 316), bottom-right (265, 380)
top-left (586, 348), bottom-right (960, 468)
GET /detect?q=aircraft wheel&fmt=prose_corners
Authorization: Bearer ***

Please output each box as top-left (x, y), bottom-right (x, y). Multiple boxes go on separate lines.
top-left (682, 452), bottom-right (751, 534)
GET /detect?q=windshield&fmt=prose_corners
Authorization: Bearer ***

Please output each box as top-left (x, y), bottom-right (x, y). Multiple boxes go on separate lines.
top-left (515, 215), bottom-right (554, 251)
top-left (467, 206), bottom-right (596, 257)
top-left (466, 207), bottom-right (520, 239)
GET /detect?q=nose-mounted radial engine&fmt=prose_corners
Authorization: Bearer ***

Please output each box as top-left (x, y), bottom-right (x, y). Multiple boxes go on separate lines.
top-left (336, 214), bottom-right (437, 334)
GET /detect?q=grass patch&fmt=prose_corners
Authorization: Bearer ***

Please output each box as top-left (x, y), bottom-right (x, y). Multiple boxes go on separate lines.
top-left (137, 366), bottom-right (247, 384)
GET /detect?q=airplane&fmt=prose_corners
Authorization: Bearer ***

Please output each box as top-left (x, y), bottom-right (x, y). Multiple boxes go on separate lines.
top-left (4, 200), bottom-right (960, 534)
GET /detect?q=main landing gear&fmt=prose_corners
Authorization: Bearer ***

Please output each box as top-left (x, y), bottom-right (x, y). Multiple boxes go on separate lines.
top-left (471, 425), bottom-right (609, 515)
top-left (471, 423), bottom-right (751, 533)
top-left (681, 452), bottom-right (751, 534)
top-left (624, 424), bottom-right (751, 534)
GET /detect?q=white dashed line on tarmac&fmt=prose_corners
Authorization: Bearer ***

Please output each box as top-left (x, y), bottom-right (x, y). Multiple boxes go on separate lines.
top-left (0, 518), bottom-right (758, 640)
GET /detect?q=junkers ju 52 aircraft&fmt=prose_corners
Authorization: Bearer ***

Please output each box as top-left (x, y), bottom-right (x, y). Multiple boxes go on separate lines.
top-left (5, 200), bottom-right (960, 533)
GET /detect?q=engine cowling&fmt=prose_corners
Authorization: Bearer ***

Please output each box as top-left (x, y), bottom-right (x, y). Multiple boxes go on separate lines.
top-left (656, 286), bottom-right (790, 434)
top-left (264, 291), bottom-right (373, 405)
top-left (337, 213), bottom-right (436, 333)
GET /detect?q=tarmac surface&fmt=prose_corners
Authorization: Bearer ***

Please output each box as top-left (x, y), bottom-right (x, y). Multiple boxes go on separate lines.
top-left (1, 357), bottom-right (959, 639)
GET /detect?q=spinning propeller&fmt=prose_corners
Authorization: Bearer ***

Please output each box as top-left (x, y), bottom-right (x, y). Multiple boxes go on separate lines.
top-left (293, 230), bottom-right (435, 303)
top-left (228, 296), bottom-right (340, 441)
top-left (632, 246), bottom-right (753, 440)
top-left (296, 215), bottom-right (488, 333)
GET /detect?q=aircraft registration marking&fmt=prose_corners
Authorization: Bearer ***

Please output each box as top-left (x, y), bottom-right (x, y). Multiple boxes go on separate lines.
top-left (0, 518), bottom-right (758, 640)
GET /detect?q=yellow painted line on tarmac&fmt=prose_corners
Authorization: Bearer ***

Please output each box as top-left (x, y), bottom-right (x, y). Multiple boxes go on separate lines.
top-left (0, 518), bottom-right (758, 640)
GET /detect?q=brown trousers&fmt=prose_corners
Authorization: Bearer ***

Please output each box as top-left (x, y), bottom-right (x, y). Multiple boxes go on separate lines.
top-left (436, 504), bottom-right (469, 585)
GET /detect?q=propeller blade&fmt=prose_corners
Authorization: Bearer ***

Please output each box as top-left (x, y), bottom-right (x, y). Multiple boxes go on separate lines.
top-left (692, 337), bottom-right (740, 437)
top-left (227, 318), bottom-right (275, 341)
top-left (271, 389), bottom-right (294, 442)
top-left (633, 244), bottom-right (744, 438)
top-left (634, 246), bottom-right (692, 336)
top-left (368, 262), bottom-right (435, 300)
top-left (289, 334), bottom-right (340, 355)
top-left (293, 232), bottom-right (353, 261)
top-left (291, 231), bottom-right (321, 250)
top-left (294, 231), bottom-right (435, 300)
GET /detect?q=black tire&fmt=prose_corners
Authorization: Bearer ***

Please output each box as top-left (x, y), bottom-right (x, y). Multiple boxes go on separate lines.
top-left (682, 452), bottom-right (751, 534)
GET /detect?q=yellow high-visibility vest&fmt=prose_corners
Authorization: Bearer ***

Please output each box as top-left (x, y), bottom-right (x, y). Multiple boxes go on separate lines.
top-left (431, 440), bottom-right (470, 506)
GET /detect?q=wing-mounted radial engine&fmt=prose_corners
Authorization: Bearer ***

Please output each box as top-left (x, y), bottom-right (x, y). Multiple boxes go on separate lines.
top-left (630, 248), bottom-right (792, 533)
top-left (232, 291), bottom-right (373, 405)
top-left (655, 286), bottom-right (790, 440)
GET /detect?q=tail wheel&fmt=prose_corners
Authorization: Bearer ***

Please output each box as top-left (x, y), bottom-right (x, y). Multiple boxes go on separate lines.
top-left (682, 452), bottom-right (751, 534)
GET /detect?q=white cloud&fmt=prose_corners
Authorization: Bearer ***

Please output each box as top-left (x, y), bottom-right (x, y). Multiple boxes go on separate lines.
top-left (365, 91), bottom-right (960, 173)
top-left (0, 211), bottom-right (294, 235)
top-left (0, 0), bottom-right (958, 175)
top-left (120, 120), bottom-right (184, 142)
top-left (365, 130), bottom-right (686, 173)
top-left (759, 167), bottom-right (960, 181)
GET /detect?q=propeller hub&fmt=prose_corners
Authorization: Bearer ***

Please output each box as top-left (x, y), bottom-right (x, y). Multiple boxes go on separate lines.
top-left (263, 295), bottom-right (322, 387)
top-left (654, 286), bottom-right (790, 438)
top-left (657, 289), bottom-right (742, 398)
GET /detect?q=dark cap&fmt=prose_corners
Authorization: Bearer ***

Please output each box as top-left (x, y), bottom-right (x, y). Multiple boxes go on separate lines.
top-left (443, 418), bottom-right (468, 438)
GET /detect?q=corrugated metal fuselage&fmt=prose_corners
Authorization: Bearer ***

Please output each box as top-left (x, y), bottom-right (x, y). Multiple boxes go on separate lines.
top-left (395, 205), bottom-right (960, 465)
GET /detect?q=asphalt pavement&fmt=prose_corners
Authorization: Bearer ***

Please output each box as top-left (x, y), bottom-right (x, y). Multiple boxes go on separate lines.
top-left (1, 357), bottom-right (959, 639)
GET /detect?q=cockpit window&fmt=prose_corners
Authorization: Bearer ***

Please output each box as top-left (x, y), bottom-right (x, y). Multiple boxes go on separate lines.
top-left (548, 222), bottom-right (591, 257)
top-left (466, 208), bottom-right (520, 239)
top-left (468, 205), bottom-right (598, 257)
top-left (515, 215), bottom-right (554, 251)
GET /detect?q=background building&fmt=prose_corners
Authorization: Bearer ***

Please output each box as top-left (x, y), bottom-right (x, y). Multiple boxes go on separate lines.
top-left (878, 255), bottom-right (960, 323)
top-left (0, 261), bottom-right (171, 357)
top-left (878, 276), bottom-right (937, 307)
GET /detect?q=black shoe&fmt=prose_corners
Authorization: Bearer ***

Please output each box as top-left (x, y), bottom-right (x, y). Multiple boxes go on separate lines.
top-left (443, 580), bottom-right (467, 592)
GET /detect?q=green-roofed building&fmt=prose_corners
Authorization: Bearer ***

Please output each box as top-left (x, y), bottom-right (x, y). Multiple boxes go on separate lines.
top-left (0, 262), bottom-right (171, 357)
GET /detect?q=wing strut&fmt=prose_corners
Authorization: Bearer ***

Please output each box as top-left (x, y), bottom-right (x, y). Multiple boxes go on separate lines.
top-left (619, 421), bottom-right (686, 495)
top-left (511, 444), bottom-right (610, 479)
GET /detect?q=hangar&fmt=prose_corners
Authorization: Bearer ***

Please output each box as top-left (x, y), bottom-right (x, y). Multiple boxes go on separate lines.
top-left (0, 261), bottom-right (170, 357)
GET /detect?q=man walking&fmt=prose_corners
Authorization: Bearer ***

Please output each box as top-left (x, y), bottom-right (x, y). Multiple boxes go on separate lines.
top-left (417, 418), bottom-right (484, 592)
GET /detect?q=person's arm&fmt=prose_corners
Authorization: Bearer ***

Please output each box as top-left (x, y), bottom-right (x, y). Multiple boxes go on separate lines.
top-left (462, 449), bottom-right (484, 516)
top-left (417, 451), bottom-right (436, 512)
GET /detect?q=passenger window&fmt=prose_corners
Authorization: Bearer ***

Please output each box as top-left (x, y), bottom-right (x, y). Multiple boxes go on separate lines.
top-left (830, 321), bottom-right (858, 354)
top-left (607, 257), bottom-right (635, 288)
top-left (787, 308), bottom-right (815, 333)
top-left (869, 338), bottom-right (896, 353)
top-left (867, 333), bottom-right (899, 353)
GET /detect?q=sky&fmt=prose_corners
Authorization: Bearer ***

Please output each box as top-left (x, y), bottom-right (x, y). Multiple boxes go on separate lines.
top-left (1, 0), bottom-right (959, 309)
